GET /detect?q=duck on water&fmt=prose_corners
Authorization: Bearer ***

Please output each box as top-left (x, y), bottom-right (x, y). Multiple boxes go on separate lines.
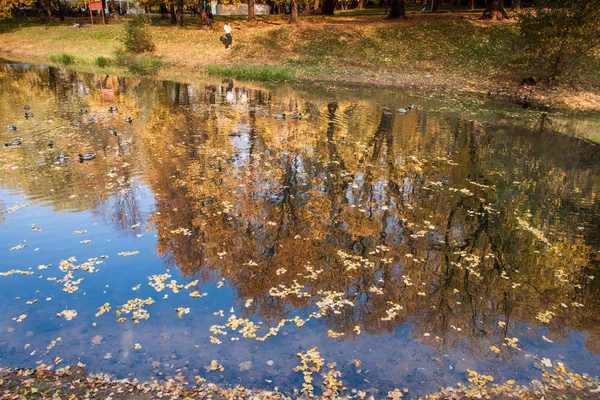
top-left (78, 153), bottom-right (96, 162)
top-left (5, 138), bottom-right (22, 147)
top-left (397, 104), bottom-right (415, 114)
top-left (274, 113), bottom-right (302, 120)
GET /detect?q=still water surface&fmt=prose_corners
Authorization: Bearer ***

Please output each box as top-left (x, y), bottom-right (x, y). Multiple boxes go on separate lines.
top-left (1, 61), bottom-right (599, 396)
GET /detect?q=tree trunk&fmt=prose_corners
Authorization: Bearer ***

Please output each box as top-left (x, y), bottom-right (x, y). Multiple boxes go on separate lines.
top-left (41, 0), bottom-right (52, 21)
top-left (355, 0), bottom-right (363, 9)
top-left (387, 0), bottom-right (405, 18)
top-left (176, 0), bottom-right (184, 26)
top-left (109, 0), bottom-right (120, 22)
top-left (248, 0), bottom-right (255, 20)
top-left (169, 2), bottom-right (176, 24)
top-left (432, 0), bottom-right (441, 12)
top-left (160, 2), bottom-right (168, 19)
top-left (314, 0), bottom-right (320, 11)
top-left (512, 0), bottom-right (520, 11)
top-left (290, 0), bottom-right (299, 23)
top-left (57, 0), bottom-right (65, 20)
top-left (470, 0), bottom-right (475, 10)
top-left (481, 0), bottom-right (508, 20)
top-left (321, 0), bottom-right (336, 14)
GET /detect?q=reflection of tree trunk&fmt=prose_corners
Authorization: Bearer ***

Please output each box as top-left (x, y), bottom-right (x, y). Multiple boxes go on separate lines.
top-left (118, 77), bottom-right (126, 93)
top-left (48, 66), bottom-right (57, 92)
top-left (360, 110), bottom-right (394, 219)
top-left (174, 83), bottom-right (181, 105)
top-left (370, 111), bottom-right (393, 160)
top-left (537, 112), bottom-right (550, 136)
top-left (182, 84), bottom-right (190, 106)
top-left (248, 107), bottom-right (258, 161)
top-left (323, 102), bottom-right (349, 226)
top-left (326, 102), bottom-right (338, 141)
top-left (469, 121), bottom-right (481, 164)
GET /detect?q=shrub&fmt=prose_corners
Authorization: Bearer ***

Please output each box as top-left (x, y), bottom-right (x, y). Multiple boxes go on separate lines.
top-left (516, 0), bottom-right (600, 84)
top-left (114, 48), bottom-right (132, 65)
top-left (95, 56), bottom-right (111, 67)
top-left (122, 15), bottom-right (155, 54)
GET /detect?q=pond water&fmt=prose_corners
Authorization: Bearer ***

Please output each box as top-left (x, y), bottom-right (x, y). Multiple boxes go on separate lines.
top-left (1, 61), bottom-right (599, 397)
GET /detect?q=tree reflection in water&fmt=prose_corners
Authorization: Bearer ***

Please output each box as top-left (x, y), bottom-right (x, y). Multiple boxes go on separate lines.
top-left (1, 62), bottom-right (599, 393)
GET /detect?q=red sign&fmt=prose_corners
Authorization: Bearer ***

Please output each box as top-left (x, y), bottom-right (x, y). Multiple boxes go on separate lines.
top-left (89, 1), bottom-right (103, 11)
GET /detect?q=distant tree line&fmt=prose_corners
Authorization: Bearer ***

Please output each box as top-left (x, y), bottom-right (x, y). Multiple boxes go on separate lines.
top-left (0, 0), bottom-right (546, 24)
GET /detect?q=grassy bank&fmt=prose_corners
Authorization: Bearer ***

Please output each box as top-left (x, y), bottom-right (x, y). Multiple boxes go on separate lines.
top-left (0, 12), bottom-right (599, 110)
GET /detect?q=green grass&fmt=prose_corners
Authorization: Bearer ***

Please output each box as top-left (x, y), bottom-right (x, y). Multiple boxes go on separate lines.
top-left (114, 49), bottom-right (161, 75)
top-left (49, 53), bottom-right (77, 65)
top-left (206, 64), bottom-right (296, 82)
top-left (128, 55), bottom-right (160, 74)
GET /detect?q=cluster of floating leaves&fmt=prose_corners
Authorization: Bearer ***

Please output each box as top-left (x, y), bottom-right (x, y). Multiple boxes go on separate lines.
top-left (118, 250), bottom-right (139, 257)
top-left (115, 297), bottom-right (154, 323)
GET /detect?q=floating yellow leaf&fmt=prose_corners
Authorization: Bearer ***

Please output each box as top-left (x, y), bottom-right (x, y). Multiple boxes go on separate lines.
top-left (57, 309), bottom-right (78, 321)
top-left (118, 251), bottom-right (140, 257)
top-left (175, 307), bottom-right (190, 318)
top-left (205, 360), bottom-right (224, 372)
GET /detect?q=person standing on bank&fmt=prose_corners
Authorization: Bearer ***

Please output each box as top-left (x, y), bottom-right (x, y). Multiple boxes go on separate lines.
top-left (224, 22), bottom-right (232, 51)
